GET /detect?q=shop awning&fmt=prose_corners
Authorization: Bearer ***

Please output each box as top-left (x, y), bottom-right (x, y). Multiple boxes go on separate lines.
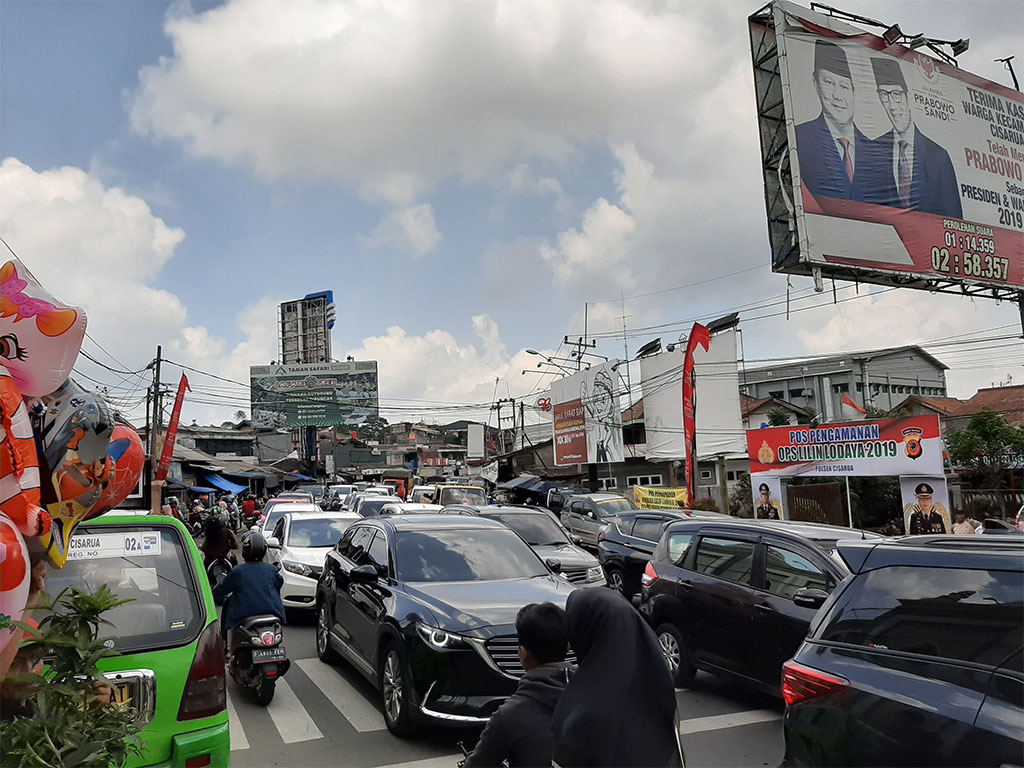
top-left (203, 474), bottom-right (249, 494)
top-left (288, 472), bottom-right (317, 482)
top-left (498, 474), bottom-right (545, 493)
top-left (189, 486), bottom-right (219, 494)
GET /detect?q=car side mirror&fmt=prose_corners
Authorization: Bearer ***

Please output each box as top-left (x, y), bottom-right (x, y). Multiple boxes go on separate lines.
top-left (266, 536), bottom-right (281, 549)
top-left (350, 564), bottom-right (379, 584)
top-left (571, 535), bottom-right (583, 546)
top-left (544, 558), bottom-right (562, 574)
top-left (793, 587), bottom-right (829, 609)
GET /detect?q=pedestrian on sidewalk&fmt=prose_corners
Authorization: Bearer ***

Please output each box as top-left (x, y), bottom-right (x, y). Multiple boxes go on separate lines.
top-left (464, 602), bottom-right (572, 768)
top-left (551, 589), bottom-right (683, 767)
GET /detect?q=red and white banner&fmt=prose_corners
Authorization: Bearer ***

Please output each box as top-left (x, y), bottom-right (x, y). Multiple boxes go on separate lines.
top-left (747, 414), bottom-right (943, 477)
top-left (155, 373), bottom-right (190, 482)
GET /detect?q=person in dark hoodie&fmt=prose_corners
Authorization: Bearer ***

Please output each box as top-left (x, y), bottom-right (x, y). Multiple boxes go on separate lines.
top-left (551, 589), bottom-right (682, 767)
top-left (464, 602), bottom-right (572, 768)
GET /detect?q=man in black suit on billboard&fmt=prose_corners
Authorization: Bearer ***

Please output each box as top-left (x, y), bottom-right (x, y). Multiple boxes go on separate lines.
top-left (795, 40), bottom-right (884, 203)
top-left (869, 57), bottom-right (962, 218)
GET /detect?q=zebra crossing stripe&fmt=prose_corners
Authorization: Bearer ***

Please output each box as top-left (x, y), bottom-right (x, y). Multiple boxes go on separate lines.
top-left (266, 677), bottom-right (324, 743)
top-left (225, 689), bottom-right (250, 751)
top-left (295, 658), bottom-right (387, 733)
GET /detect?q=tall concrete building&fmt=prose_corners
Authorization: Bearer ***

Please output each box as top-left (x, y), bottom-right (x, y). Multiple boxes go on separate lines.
top-left (279, 291), bottom-right (336, 364)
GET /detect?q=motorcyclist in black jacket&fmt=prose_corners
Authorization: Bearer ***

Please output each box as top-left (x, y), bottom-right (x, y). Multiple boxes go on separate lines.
top-left (464, 602), bottom-right (573, 768)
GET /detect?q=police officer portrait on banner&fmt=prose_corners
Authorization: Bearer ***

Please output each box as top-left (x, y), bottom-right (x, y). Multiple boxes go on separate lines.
top-left (870, 57), bottom-right (962, 218)
top-left (795, 40), bottom-right (885, 203)
top-left (904, 481), bottom-right (949, 535)
top-left (754, 482), bottom-right (782, 520)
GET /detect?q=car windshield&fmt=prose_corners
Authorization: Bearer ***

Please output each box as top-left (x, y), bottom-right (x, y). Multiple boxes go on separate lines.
top-left (287, 519), bottom-right (352, 547)
top-left (489, 513), bottom-right (568, 546)
top-left (596, 498), bottom-right (636, 517)
top-left (438, 487), bottom-right (487, 505)
top-left (265, 503), bottom-right (320, 531)
top-left (395, 528), bottom-right (548, 582)
top-left (297, 486), bottom-right (323, 499)
top-left (357, 497), bottom-right (392, 517)
top-left (45, 525), bottom-right (204, 652)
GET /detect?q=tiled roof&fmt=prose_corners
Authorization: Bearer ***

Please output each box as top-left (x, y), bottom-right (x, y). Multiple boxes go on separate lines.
top-left (953, 385), bottom-right (1024, 426)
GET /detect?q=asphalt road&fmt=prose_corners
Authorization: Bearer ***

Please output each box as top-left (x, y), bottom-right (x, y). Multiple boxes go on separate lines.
top-left (228, 610), bottom-right (784, 768)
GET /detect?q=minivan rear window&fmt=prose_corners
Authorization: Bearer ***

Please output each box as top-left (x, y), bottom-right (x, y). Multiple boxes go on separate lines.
top-left (45, 525), bottom-right (204, 652)
top-left (820, 566), bottom-right (1024, 667)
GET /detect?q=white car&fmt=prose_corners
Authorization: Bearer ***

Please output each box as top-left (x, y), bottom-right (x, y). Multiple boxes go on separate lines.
top-left (256, 501), bottom-right (324, 537)
top-left (266, 512), bottom-right (359, 609)
top-left (408, 485), bottom-right (436, 503)
top-left (377, 502), bottom-right (444, 515)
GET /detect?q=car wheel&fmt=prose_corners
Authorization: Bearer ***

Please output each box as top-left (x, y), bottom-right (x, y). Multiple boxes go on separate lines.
top-left (655, 623), bottom-right (696, 687)
top-left (379, 641), bottom-right (417, 737)
top-left (316, 599), bottom-right (340, 663)
top-left (605, 567), bottom-right (627, 597)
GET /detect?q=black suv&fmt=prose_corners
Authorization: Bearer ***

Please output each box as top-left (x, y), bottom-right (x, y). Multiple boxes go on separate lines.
top-left (783, 535), bottom-right (1024, 767)
top-left (443, 504), bottom-right (607, 588)
top-left (597, 510), bottom-right (690, 598)
top-left (315, 514), bottom-right (576, 735)
top-left (637, 519), bottom-right (877, 692)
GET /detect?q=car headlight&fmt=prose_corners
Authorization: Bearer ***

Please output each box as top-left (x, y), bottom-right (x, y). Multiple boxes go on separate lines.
top-left (415, 623), bottom-right (468, 650)
top-left (586, 566), bottom-right (604, 582)
top-left (281, 560), bottom-right (314, 578)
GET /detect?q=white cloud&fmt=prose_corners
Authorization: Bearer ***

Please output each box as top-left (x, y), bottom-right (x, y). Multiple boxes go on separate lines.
top-left (342, 318), bottom-right (555, 423)
top-left (0, 158), bottom-right (277, 425)
top-left (360, 203), bottom-right (441, 257)
top-left (789, 289), bottom-right (1023, 398)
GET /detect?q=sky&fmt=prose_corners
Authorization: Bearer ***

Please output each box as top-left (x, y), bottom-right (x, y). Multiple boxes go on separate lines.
top-left (1, 0), bottom-right (1021, 430)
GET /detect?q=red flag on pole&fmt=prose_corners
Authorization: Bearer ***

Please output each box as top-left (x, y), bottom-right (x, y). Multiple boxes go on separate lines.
top-left (155, 373), bottom-right (190, 482)
top-left (682, 323), bottom-right (710, 499)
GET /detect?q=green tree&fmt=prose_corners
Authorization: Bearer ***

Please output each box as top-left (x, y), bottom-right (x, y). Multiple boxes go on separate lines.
top-left (947, 407), bottom-right (1024, 489)
top-left (355, 417), bottom-right (390, 443)
top-left (728, 472), bottom-right (752, 518)
top-left (0, 586), bottom-right (143, 768)
top-left (766, 408), bottom-right (792, 426)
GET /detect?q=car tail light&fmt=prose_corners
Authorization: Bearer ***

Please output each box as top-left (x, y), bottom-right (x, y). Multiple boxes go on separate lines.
top-left (598, 525), bottom-right (608, 543)
top-left (178, 621), bottom-right (226, 721)
top-left (782, 660), bottom-right (848, 706)
top-left (641, 561), bottom-right (658, 587)
top-left (185, 757), bottom-right (212, 768)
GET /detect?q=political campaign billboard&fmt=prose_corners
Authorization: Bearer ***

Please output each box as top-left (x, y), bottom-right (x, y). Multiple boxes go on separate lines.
top-left (250, 361), bottom-right (378, 428)
top-left (750, 1), bottom-right (1024, 294)
top-left (550, 361), bottom-right (625, 466)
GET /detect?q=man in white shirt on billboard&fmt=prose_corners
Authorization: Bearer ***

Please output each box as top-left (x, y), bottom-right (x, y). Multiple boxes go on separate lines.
top-left (795, 40), bottom-right (884, 204)
top-left (870, 57), bottom-right (962, 218)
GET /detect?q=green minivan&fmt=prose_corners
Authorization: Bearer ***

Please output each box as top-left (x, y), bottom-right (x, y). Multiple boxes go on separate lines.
top-left (46, 512), bottom-right (230, 767)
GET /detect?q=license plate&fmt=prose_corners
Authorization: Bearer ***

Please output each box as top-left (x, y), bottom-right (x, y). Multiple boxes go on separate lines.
top-left (253, 647), bottom-right (287, 663)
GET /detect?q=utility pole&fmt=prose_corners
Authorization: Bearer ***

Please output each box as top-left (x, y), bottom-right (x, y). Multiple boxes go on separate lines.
top-left (149, 345), bottom-right (163, 513)
top-left (717, 455), bottom-right (729, 514)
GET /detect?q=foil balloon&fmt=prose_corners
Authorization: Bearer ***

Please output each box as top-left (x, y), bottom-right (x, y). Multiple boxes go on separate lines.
top-left (0, 513), bottom-right (30, 655)
top-left (1, 363), bottom-right (48, 538)
top-left (31, 379), bottom-right (114, 567)
top-left (0, 258), bottom-right (87, 398)
top-left (88, 425), bottom-right (145, 520)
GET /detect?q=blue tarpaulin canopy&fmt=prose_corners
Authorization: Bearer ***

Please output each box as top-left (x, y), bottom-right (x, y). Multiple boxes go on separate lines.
top-left (203, 474), bottom-right (249, 494)
top-left (189, 486), bottom-right (218, 494)
top-left (287, 472), bottom-right (317, 482)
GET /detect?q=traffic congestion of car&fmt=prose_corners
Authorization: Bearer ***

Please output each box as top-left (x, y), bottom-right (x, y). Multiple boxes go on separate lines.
top-left (50, 480), bottom-right (1023, 768)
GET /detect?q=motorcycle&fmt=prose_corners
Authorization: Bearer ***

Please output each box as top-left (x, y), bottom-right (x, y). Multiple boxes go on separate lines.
top-left (226, 614), bottom-right (290, 706)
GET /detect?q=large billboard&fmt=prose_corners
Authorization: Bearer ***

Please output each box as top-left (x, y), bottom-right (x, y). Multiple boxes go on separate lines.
top-left (747, 415), bottom-right (944, 478)
top-left (750, 2), bottom-right (1023, 295)
top-left (550, 361), bottom-right (625, 466)
top-left (250, 361), bottom-right (378, 428)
